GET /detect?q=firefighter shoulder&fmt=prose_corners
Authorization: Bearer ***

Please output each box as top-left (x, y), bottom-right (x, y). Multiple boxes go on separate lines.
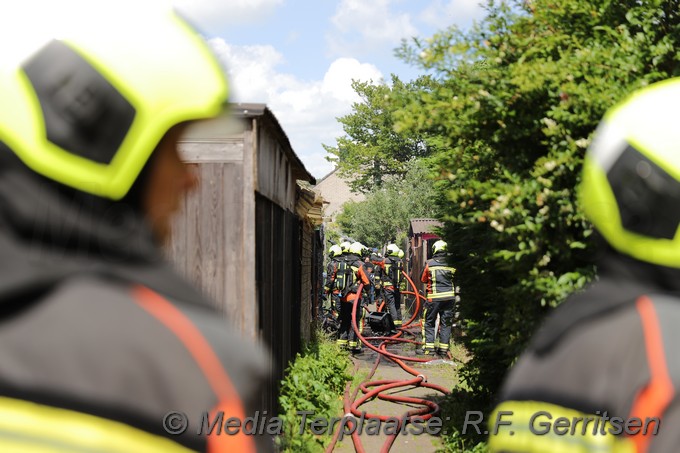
top-left (0, 5), bottom-right (270, 453)
top-left (324, 244), bottom-right (343, 294)
top-left (489, 77), bottom-right (680, 453)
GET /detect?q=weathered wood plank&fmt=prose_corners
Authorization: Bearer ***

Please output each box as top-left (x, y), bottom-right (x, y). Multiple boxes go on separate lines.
top-left (197, 163), bottom-right (224, 308)
top-left (222, 162), bottom-right (244, 328)
top-left (242, 120), bottom-right (257, 339)
top-left (185, 166), bottom-right (204, 293)
top-left (179, 141), bottom-right (243, 163)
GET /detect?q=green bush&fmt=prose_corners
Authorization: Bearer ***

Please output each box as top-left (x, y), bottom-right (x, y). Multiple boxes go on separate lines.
top-left (277, 335), bottom-right (352, 452)
top-left (391, 0), bottom-right (680, 442)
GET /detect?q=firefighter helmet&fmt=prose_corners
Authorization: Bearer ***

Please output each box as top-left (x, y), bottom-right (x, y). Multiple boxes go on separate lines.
top-left (349, 242), bottom-right (365, 256)
top-left (433, 240), bottom-right (447, 254)
top-left (579, 77), bottom-right (680, 268)
top-left (386, 243), bottom-right (400, 257)
top-left (0, 1), bottom-right (228, 200)
top-left (340, 241), bottom-right (352, 254)
top-left (328, 244), bottom-right (342, 258)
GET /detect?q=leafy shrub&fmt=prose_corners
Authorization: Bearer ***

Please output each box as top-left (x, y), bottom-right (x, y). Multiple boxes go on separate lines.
top-left (277, 335), bottom-right (351, 452)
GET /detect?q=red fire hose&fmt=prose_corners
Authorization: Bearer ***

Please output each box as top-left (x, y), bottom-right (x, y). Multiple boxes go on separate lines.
top-left (325, 271), bottom-right (451, 453)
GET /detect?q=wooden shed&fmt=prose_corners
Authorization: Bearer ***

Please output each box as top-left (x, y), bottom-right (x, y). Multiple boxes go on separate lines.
top-left (165, 103), bottom-right (322, 414)
top-left (406, 218), bottom-right (443, 304)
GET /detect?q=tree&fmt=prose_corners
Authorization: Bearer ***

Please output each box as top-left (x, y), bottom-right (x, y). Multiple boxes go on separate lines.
top-left (395, 0), bottom-right (680, 405)
top-left (335, 161), bottom-right (443, 247)
top-left (324, 76), bottom-right (432, 194)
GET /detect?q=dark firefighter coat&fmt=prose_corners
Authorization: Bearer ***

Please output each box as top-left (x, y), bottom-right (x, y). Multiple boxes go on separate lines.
top-left (341, 254), bottom-right (370, 300)
top-left (420, 252), bottom-right (455, 301)
top-left (0, 150), bottom-right (271, 452)
top-left (489, 250), bottom-right (680, 453)
top-left (325, 255), bottom-right (347, 295)
top-left (371, 255), bottom-right (402, 289)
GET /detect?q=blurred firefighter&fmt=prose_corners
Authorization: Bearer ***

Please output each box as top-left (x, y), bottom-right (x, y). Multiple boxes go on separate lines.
top-left (371, 248), bottom-right (385, 309)
top-left (323, 244), bottom-right (344, 315)
top-left (489, 78), bottom-right (680, 452)
top-left (0, 2), bottom-right (270, 452)
top-left (373, 243), bottom-right (404, 333)
top-left (420, 240), bottom-right (456, 357)
top-left (337, 242), bottom-right (371, 353)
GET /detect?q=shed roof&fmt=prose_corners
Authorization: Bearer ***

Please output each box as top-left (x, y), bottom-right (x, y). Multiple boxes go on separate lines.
top-left (409, 218), bottom-right (444, 236)
top-left (232, 103), bottom-right (315, 184)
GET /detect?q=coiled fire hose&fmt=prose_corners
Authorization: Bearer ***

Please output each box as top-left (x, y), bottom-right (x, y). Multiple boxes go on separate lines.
top-left (325, 271), bottom-right (451, 453)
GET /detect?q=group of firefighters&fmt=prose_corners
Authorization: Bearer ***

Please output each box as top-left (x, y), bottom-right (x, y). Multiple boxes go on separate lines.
top-left (323, 238), bottom-right (458, 357)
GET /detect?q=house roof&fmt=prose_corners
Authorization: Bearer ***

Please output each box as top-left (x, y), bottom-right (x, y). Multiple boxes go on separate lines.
top-left (313, 168), bottom-right (364, 220)
top-left (409, 218), bottom-right (444, 236)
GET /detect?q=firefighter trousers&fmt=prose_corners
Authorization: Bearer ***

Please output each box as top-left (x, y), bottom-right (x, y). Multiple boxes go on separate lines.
top-left (384, 286), bottom-right (402, 327)
top-left (337, 293), bottom-right (364, 350)
top-left (422, 298), bottom-right (454, 353)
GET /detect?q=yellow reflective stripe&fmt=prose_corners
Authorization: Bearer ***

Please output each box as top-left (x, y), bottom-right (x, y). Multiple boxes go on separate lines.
top-left (421, 307), bottom-right (427, 343)
top-left (428, 291), bottom-right (455, 299)
top-left (488, 401), bottom-right (636, 453)
top-left (0, 396), bottom-right (193, 453)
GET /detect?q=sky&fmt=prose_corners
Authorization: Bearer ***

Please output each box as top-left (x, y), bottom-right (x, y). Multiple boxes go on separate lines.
top-left (172, 0), bottom-right (488, 180)
top-left (0, 0), bottom-right (486, 181)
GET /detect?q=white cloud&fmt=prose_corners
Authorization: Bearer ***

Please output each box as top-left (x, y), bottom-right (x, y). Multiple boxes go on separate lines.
top-left (208, 39), bottom-right (384, 178)
top-left (173, 0), bottom-right (283, 33)
top-left (328, 0), bottom-right (419, 56)
top-left (419, 0), bottom-right (486, 29)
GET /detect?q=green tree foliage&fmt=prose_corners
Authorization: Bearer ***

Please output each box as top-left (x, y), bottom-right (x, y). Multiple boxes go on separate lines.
top-left (394, 0), bottom-right (680, 404)
top-left (324, 76), bottom-right (432, 193)
top-left (335, 161), bottom-right (443, 247)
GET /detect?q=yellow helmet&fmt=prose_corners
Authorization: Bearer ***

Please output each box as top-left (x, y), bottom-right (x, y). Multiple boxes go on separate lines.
top-left (349, 242), bottom-right (365, 255)
top-left (0, 1), bottom-right (227, 200)
top-left (386, 243), bottom-right (400, 257)
top-left (432, 240), bottom-right (447, 254)
top-left (340, 241), bottom-right (351, 254)
top-left (328, 244), bottom-right (342, 258)
top-left (579, 77), bottom-right (680, 268)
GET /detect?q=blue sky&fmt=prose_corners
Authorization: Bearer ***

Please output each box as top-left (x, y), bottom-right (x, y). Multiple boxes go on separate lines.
top-left (180, 1), bottom-right (487, 179)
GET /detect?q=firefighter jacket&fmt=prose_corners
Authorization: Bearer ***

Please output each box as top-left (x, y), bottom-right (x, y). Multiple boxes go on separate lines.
top-left (489, 251), bottom-right (680, 453)
top-left (372, 255), bottom-right (402, 288)
top-left (0, 151), bottom-right (271, 453)
top-left (342, 254), bottom-right (371, 297)
top-left (371, 256), bottom-right (384, 289)
top-left (420, 252), bottom-right (456, 301)
top-left (325, 255), bottom-right (347, 294)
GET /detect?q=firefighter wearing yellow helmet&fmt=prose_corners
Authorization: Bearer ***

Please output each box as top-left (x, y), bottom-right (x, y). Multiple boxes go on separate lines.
top-left (371, 243), bottom-right (404, 333)
top-left (489, 78), bottom-right (680, 453)
top-left (0, 3), bottom-right (270, 452)
top-left (335, 242), bottom-right (370, 352)
top-left (420, 240), bottom-right (456, 356)
top-left (324, 244), bottom-right (344, 314)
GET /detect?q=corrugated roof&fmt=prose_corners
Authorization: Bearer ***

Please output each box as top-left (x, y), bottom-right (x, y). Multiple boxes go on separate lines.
top-left (409, 218), bottom-right (444, 235)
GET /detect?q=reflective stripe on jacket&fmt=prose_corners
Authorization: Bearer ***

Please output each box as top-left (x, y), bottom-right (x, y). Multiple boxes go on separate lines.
top-left (489, 278), bottom-right (680, 453)
top-left (421, 254), bottom-right (455, 300)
